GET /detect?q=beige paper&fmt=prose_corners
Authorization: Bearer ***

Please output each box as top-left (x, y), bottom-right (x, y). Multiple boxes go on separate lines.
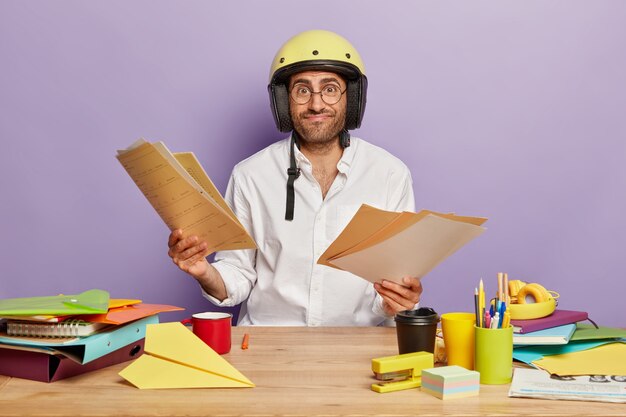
top-left (116, 139), bottom-right (256, 255)
top-left (319, 205), bottom-right (487, 284)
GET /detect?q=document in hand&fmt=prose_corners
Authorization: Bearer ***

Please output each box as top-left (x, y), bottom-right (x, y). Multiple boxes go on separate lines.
top-left (116, 139), bottom-right (256, 255)
top-left (318, 205), bottom-right (487, 284)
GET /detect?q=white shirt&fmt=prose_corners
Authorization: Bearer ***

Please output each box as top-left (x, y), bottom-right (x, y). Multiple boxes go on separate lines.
top-left (204, 136), bottom-right (415, 326)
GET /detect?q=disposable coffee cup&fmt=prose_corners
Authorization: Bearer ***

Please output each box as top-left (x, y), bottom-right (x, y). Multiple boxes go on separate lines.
top-left (394, 307), bottom-right (439, 354)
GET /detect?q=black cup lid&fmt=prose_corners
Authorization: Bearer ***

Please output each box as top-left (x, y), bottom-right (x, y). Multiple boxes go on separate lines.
top-left (394, 307), bottom-right (439, 325)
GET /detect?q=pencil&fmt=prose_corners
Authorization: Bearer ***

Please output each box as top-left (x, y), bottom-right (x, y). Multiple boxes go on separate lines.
top-left (479, 279), bottom-right (485, 328)
top-left (241, 333), bottom-right (250, 350)
top-left (474, 287), bottom-right (479, 326)
top-left (503, 272), bottom-right (509, 305)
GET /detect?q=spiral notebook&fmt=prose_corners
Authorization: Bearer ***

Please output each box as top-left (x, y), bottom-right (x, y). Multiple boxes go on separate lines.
top-left (6, 319), bottom-right (109, 338)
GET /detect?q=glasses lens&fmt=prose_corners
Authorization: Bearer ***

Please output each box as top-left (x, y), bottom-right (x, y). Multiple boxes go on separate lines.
top-left (291, 86), bottom-right (311, 104)
top-left (320, 85), bottom-right (342, 104)
top-left (290, 84), bottom-right (345, 105)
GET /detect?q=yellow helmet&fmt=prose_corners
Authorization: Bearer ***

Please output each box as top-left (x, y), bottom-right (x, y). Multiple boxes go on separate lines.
top-left (268, 30), bottom-right (368, 133)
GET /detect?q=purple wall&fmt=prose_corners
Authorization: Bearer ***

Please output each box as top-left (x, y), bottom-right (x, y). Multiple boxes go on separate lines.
top-left (1, 1), bottom-right (624, 327)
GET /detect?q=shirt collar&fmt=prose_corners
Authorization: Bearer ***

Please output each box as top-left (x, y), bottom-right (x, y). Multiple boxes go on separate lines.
top-left (286, 135), bottom-right (358, 174)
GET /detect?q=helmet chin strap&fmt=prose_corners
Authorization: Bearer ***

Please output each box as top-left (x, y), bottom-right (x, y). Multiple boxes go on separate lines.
top-left (285, 129), bottom-right (350, 221)
top-left (285, 132), bottom-right (301, 221)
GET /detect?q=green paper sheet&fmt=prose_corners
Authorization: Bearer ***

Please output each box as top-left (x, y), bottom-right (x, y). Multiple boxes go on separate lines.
top-left (0, 289), bottom-right (110, 316)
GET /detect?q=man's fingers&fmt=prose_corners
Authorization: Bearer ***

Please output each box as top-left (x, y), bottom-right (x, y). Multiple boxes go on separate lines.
top-left (380, 280), bottom-right (420, 304)
top-left (168, 229), bottom-right (184, 248)
top-left (178, 252), bottom-right (207, 272)
top-left (382, 296), bottom-right (406, 314)
top-left (375, 285), bottom-right (416, 311)
top-left (170, 235), bottom-right (200, 256)
top-left (180, 241), bottom-right (207, 262)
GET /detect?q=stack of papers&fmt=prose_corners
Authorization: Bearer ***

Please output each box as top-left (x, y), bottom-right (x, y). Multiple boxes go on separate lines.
top-left (318, 205), bottom-right (487, 284)
top-left (513, 324), bottom-right (626, 376)
top-left (509, 368), bottom-right (626, 403)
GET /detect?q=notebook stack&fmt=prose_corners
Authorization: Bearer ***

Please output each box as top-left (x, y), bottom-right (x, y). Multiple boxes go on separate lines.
top-left (0, 289), bottom-right (183, 382)
top-left (511, 309), bottom-right (595, 346)
top-left (421, 366), bottom-right (480, 400)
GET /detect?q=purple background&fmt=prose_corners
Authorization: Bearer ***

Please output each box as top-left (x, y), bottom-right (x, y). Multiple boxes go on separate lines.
top-left (1, 1), bottom-right (624, 327)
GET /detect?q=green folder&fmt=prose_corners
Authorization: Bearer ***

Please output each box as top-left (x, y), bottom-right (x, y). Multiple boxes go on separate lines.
top-left (0, 289), bottom-right (110, 316)
top-left (570, 323), bottom-right (626, 341)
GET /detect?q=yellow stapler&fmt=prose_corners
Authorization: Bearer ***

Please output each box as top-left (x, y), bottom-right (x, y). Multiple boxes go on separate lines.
top-left (371, 351), bottom-right (434, 393)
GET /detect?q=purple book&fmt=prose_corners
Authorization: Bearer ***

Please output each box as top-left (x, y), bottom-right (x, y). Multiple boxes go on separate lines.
top-left (510, 309), bottom-right (589, 334)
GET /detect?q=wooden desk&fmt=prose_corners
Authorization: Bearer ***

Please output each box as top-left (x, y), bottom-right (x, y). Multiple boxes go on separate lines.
top-left (0, 327), bottom-right (623, 416)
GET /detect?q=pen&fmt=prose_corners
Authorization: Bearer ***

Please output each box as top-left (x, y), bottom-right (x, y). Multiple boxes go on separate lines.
top-left (241, 333), bottom-right (250, 350)
top-left (484, 311), bottom-right (491, 328)
top-left (502, 310), bottom-right (511, 329)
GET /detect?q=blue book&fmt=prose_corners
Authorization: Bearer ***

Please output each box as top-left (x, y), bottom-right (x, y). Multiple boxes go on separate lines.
top-left (513, 323), bottom-right (576, 346)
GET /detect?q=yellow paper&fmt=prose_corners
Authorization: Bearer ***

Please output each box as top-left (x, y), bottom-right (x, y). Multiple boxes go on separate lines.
top-left (108, 299), bottom-right (142, 309)
top-left (532, 342), bottom-right (626, 376)
top-left (118, 322), bottom-right (254, 389)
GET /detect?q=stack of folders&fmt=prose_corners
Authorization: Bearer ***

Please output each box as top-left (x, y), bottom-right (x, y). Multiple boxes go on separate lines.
top-left (0, 289), bottom-right (183, 382)
top-left (510, 309), bottom-right (626, 403)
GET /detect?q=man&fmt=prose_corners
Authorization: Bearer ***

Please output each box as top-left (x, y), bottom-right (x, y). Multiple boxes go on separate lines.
top-left (168, 30), bottom-right (422, 325)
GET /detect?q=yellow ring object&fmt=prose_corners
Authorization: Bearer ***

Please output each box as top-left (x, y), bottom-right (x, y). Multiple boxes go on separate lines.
top-left (509, 298), bottom-right (556, 320)
top-left (516, 283), bottom-right (551, 304)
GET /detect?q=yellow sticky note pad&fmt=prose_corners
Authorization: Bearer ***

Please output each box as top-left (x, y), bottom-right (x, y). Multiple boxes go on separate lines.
top-left (119, 322), bottom-right (254, 389)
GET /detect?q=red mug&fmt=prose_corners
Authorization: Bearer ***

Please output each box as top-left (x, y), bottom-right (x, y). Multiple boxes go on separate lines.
top-left (181, 312), bottom-right (232, 354)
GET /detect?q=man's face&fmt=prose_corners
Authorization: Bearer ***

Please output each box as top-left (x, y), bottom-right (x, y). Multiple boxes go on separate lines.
top-left (288, 71), bottom-right (347, 145)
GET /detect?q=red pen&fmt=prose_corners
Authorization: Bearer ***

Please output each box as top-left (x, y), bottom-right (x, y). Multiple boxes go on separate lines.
top-left (484, 311), bottom-right (491, 328)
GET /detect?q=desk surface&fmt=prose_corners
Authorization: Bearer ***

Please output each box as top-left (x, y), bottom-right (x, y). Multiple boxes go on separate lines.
top-left (0, 326), bottom-right (623, 416)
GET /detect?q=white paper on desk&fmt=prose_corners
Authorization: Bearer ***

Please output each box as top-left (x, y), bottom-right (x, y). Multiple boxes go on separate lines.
top-left (328, 214), bottom-right (485, 284)
top-left (509, 368), bottom-right (626, 403)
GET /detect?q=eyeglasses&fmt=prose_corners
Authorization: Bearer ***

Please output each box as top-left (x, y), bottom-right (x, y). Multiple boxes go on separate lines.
top-left (290, 83), bottom-right (347, 105)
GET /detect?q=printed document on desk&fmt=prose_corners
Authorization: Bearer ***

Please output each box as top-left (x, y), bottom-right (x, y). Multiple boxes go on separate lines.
top-left (116, 139), bottom-right (256, 255)
top-left (318, 205), bottom-right (487, 284)
top-left (509, 368), bottom-right (626, 403)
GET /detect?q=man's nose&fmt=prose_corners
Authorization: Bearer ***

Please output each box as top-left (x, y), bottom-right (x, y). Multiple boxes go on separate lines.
top-left (308, 92), bottom-right (326, 111)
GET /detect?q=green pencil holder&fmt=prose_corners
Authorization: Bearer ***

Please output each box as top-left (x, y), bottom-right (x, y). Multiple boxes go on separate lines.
top-left (474, 325), bottom-right (513, 385)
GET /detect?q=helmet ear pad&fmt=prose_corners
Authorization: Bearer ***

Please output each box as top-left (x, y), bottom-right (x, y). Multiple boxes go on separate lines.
top-left (345, 77), bottom-right (367, 130)
top-left (269, 84), bottom-right (293, 133)
top-left (269, 77), bottom-right (368, 134)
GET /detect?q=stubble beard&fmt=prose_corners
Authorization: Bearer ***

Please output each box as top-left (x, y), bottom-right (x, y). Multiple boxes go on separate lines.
top-left (291, 107), bottom-right (346, 151)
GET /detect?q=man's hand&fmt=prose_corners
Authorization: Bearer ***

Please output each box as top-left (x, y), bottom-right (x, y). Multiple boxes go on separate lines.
top-left (167, 229), bottom-right (228, 301)
top-left (374, 277), bottom-right (423, 317)
top-left (167, 229), bottom-right (210, 279)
